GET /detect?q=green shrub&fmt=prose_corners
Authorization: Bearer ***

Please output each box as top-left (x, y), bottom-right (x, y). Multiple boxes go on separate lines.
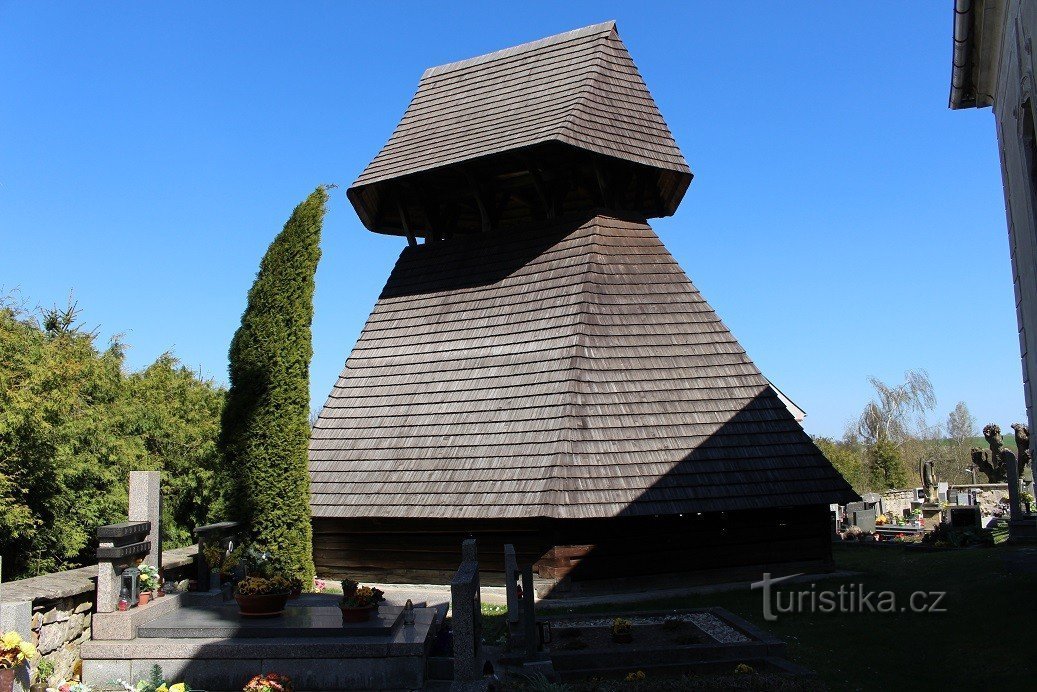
top-left (220, 187), bottom-right (327, 585)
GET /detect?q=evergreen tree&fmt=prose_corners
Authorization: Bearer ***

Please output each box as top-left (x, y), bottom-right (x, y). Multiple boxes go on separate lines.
top-left (220, 187), bottom-right (326, 584)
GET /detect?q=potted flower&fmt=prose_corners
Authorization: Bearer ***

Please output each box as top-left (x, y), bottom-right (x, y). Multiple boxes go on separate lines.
top-left (234, 576), bottom-right (292, 617)
top-left (46, 682), bottom-right (92, 692)
top-left (138, 565), bottom-right (159, 605)
top-left (31, 658), bottom-right (53, 692)
top-left (1022, 491), bottom-right (1035, 514)
top-left (339, 580), bottom-right (384, 622)
top-left (1, 630), bottom-right (37, 692)
top-left (243, 673), bottom-right (293, 692)
top-left (611, 618), bottom-right (633, 644)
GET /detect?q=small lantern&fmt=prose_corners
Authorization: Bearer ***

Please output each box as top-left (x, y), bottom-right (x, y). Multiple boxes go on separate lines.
top-left (121, 567), bottom-right (140, 606)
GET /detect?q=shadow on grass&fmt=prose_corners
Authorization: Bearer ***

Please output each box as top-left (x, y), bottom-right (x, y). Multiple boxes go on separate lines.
top-left (532, 544), bottom-right (1036, 691)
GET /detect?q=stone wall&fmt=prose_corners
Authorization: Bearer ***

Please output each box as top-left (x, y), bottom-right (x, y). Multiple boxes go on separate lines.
top-left (0, 546), bottom-right (197, 687)
top-left (877, 485), bottom-right (1009, 521)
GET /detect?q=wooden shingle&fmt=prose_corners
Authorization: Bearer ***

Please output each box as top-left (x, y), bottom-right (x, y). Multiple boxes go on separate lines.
top-left (347, 21), bottom-right (693, 237)
top-left (309, 214), bottom-right (857, 519)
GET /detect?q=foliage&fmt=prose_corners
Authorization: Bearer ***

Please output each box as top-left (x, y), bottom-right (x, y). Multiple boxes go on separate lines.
top-left (220, 187), bottom-right (327, 586)
top-left (234, 576), bottom-right (292, 596)
top-left (243, 673), bottom-right (294, 692)
top-left (814, 437), bottom-right (870, 493)
top-left (201, 543), bottom-right (242, 574)
top-left (856, 369), bottom-right (936, 446)
top-left (34, 657), bottom-right (55, 684)
top-left (0, 629), bottom-right (37, 669)
top-left (47, 683), bottom-right (93, 692)
top-left (117, 665), bottom-right (189, 692)
top-left (922, 523), bottom-right (993, 548)
top-left (0, 298), bottom-right (225, 580)
top-left (868, 439), bottom-right (909, 490)
top-left (610, 617), bottom-right (631, 636)
top-left (946, 402), bottom-right (976, 451)
top-left (339, 579), bottom-right (384, 608)
top-left (137, 564), bottom-right (160, 592)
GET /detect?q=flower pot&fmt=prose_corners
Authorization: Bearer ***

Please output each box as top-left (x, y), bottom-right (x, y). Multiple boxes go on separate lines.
top-left (234, 592), bottom-right (290, 617)
top-left (0, 668), bottom-right (15, 692)
top-left (340, 605), bottom-right (376, 623)
top-left (138, 591), bottom-right (152, 606)
top-left (31, 683), bottom-right (48, 692)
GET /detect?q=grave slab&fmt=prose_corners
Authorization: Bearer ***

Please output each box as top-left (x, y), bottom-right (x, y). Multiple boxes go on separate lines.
top-left (137, 604), bottom-right (402, 639)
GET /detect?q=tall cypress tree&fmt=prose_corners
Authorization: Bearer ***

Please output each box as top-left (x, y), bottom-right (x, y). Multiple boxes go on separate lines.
top-left (220, 187), bottom-right (326, 583)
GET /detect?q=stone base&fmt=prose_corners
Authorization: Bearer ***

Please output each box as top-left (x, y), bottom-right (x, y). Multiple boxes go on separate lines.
top-left (82, 607), bottom-right (436, 691)
top-left (921, 505), bottom-right (943, 533)
top-left (1008, 517), bottom-right (1037, 543)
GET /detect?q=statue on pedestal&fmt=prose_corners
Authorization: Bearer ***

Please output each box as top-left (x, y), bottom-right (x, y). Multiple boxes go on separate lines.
top-left (919, 457), bottom-right (938, 504)
top-left (1011, 423), bottom-right (1033, 484)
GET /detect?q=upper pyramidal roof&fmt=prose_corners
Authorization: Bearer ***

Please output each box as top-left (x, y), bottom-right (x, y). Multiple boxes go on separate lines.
top-left (347, 21), bottom-right (693, 240)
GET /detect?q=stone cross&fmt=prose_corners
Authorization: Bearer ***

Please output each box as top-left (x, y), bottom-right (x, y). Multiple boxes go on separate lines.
top-left (450, 539), bottom-right (482, 685)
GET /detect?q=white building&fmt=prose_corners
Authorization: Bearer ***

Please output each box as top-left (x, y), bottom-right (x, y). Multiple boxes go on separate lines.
top-left (951, 0), bottom-right (1037, 440)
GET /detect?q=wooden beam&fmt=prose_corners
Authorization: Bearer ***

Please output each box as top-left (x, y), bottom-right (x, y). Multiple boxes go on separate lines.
top-left (393, 190), bottom-right (417, 248)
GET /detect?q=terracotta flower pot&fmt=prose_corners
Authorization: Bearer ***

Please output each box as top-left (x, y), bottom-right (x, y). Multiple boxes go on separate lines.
top-left (235, 592), bottom-right (290, 617)
top-left (0, 668), bottom-right (15, 692)
top-left (30, 683), bottom-right (47, 692)
top-left (340, 605), bottom-right (376, 623)
top-left (138, 591), bottom-right (152, 606)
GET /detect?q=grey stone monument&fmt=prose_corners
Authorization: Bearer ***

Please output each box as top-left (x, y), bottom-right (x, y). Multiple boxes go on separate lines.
top-left (451, 539), bottom-right (483, 688)
top-left (503, 544), bottom-right (519, 628)
top-left (128, 471), bottom-right (162, 573)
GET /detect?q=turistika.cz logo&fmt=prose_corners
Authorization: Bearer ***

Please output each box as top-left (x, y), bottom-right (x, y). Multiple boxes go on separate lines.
top-left (751, 573), bottom-right (947, 622)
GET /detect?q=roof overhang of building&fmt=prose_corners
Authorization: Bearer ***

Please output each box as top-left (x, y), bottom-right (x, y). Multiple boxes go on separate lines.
top-left (950, 0), bottom-right (1006, 110)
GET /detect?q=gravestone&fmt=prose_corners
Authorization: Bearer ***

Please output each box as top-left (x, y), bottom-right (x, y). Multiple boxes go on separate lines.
top-left (938, 482), bottom-right (949, 503)
top-left (450, 539), bottom-right (483, 687)
top-left (0, 558), bottom-right (32, 692)
top-left (948, 506), bottom-right (982, 529)
top-left (129, 471), bottom-right (162, 573)
top-left (851, 507), bottom-right (876, 533)
top-left (503, 544), bottom-right (519, 627)
top-left (861, 492), bottom-right (883, 514)
top-left (520, 564), bottom-right (537, 661)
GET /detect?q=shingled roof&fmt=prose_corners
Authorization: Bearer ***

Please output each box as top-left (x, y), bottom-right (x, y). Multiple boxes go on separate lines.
top-left (347, 21), bottom-right (693, 237)
top-left (309, 214), bottom-right (856, 520)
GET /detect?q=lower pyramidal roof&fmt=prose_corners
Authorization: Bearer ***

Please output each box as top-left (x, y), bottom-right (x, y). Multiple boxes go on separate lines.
top-left (309, 214), bottom-right (856, 520)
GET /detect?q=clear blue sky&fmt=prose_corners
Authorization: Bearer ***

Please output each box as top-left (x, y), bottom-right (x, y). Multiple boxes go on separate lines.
top-left (0, 2), bottom-right (1022, 438)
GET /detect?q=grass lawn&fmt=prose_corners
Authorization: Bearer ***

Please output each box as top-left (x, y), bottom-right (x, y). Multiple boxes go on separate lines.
top-left (492, 543), bottom-right (1035, 691)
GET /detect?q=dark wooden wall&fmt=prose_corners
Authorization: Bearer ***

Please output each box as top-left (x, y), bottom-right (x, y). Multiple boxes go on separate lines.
top-left (312, 505), bottom-right (832, 586)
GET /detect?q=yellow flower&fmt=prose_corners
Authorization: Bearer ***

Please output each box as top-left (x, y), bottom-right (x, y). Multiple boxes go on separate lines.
top-left (19, 641), bottom-right (37, 659)
top-left (1, 631), bottom-right (22, 649)
top-left (156, 685), bottom-right (168, 692)
top-left (169, 684), bottom-right (186, 692)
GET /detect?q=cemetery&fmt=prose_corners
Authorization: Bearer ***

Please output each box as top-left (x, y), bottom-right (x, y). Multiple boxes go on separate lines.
top-left (3, 11), bottom-right (1037, 692)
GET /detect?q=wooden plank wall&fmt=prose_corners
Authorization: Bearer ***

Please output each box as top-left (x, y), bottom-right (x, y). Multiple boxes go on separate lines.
top-left (312, 505), bottom-right (831, 584)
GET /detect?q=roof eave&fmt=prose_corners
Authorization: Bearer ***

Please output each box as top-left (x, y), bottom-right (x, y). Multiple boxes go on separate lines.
top-left (950, 0), bottom-right (1005, 110)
